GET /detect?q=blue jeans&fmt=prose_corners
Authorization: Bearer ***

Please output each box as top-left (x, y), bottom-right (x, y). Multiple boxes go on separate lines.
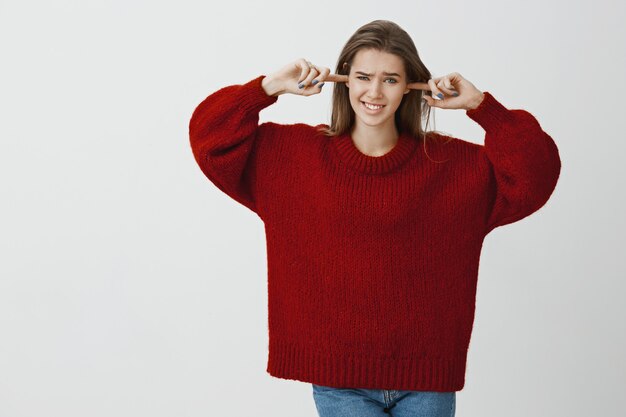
top-left (312, 384), bottom-right (456, 417)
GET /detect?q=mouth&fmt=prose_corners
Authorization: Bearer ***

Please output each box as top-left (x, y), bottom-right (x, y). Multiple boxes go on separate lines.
top-left (361, 101), bottom-right (386, 112)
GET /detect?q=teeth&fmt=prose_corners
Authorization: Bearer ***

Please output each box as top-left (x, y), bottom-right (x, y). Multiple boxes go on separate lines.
top-left (363, 102), bottom-right (383, 110)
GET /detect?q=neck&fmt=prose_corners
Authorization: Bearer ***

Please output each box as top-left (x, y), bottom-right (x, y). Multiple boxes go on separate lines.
top-left (350, 122), bottom-right (400, 157)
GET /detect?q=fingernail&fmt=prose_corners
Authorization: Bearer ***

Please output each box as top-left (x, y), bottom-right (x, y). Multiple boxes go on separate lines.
top-left (453, 92), bottom-right (459, 96)
top-left (437, 93), bottom-right (444, 99)
top-left (298, 83), bottom-right (305, 89)
top-left (318, 83), bottom-right (325, 89)
top-left (311, 79), bottom-right (319, 85)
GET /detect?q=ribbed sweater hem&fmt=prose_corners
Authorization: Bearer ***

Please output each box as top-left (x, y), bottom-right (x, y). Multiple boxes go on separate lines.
top-left (266, 338), bottom-right (466, 392)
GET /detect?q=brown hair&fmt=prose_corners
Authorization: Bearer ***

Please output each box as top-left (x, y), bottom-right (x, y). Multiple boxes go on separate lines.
top-left (316, 19), bottom-right (451, 160)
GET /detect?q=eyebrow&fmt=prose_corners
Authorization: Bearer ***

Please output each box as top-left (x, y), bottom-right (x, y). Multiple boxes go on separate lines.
top-left (355, 70), bottom-right (402, 78)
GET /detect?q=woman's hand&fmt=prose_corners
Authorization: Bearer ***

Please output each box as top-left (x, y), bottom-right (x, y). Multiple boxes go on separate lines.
top-left (422, 72), bottom-right (485, 110)
top-left (262, 58), bottom-right (331, 97)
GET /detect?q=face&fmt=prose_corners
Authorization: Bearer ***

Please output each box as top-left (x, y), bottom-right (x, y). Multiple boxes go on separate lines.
top-left (345, 48), bottom-right (411, 131)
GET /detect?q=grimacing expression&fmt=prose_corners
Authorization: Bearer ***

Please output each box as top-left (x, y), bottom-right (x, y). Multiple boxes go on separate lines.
top-left (346, 49), bottom-right (411, 129)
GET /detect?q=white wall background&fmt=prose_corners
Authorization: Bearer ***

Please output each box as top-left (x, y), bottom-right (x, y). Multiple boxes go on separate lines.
top-left (1, 1), bottom-right (624, 416)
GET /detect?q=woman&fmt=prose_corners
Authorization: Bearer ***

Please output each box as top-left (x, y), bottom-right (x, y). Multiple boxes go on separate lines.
top-left (189, 19), bottom-right (561, 417)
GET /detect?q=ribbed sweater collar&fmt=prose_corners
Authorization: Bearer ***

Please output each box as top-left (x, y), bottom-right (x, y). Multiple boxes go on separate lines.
top-left (329, 130), bottom-right (418, 175)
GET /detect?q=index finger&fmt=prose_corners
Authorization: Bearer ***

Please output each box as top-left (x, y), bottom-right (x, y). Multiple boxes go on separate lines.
top-left (324, 74), bottom-right (430, 91)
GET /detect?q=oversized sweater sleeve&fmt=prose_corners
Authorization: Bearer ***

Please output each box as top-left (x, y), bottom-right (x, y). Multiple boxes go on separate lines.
top-left (188, 75), bottom-right (279, 214)
top-left (466, 92), bottom-right (562, 235)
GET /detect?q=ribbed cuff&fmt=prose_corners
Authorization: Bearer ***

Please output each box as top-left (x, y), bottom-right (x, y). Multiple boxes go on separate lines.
top-left (238, 75), bottom-right (279, 114)
top-left (466, 91), bottom-right (515, 132)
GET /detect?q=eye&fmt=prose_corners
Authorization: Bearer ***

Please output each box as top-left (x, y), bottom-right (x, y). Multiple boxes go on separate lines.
top-left (356, 76), bottom-right (399, 84)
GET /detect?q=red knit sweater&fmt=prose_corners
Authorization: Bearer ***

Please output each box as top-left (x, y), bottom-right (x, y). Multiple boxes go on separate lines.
top-left (188, 74), bottom-right (561, 392)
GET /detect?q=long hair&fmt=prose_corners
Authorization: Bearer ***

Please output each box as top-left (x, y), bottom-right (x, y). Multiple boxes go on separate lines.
top-left (316, 20), bottom-right (451, 159)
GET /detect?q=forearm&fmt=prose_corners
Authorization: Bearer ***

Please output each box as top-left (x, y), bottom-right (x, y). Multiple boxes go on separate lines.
top-left (467, 92), bottom-right (561, 233)
top-left (189, 75), bottom-right (279, 213)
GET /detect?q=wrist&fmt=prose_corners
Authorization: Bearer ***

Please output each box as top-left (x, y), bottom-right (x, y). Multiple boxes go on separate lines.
top-left (261, 76), bottom-right (284, 97)
top-left (466, 92), bottom-right (485, 110)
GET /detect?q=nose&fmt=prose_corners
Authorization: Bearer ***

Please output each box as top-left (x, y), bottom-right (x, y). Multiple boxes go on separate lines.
top-left (366, 81), bottom-right (383, 100)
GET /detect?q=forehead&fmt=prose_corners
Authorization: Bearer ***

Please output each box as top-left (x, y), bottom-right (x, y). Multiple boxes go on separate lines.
top-left (351, 48), bottom-right (405, 73)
